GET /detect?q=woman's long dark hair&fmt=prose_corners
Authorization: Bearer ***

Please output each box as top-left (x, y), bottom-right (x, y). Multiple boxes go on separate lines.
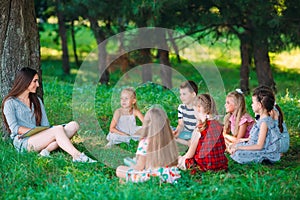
top-left (1, 67), bottom-right (42, 133)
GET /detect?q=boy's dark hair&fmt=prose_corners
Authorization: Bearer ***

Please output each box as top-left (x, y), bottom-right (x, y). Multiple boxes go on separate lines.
top-left (180, 80), bottom-right (198, 95)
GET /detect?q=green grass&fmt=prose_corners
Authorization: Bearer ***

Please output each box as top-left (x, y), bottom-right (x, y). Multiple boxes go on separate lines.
top-left (1, 29), bottom-right (300, 199)
top-left (1, 57), bottom-right (299, 199)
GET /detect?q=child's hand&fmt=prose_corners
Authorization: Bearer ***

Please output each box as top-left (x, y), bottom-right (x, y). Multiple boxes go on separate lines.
top-left (177, 156), bottom-right (186, 170)
top-left (228, 144), bottom-right (238, 154)
top-left (238, 138), bottom-right (250, 143)
top-left (173, 129), bottom-right (179, 137)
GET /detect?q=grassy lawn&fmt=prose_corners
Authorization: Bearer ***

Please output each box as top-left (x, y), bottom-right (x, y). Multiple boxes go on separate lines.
top-left (1, 29), bottom-right (300, 199)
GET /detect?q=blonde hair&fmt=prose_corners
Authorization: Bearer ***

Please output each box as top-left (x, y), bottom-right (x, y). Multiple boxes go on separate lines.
top-left (193, 94), bottom-right (218, 132)
top-left (223, 91), bottom-right (246, 136)
top-left (139, 107), bottom-right (178, 168)
top-left (121, 87), bottom-right (138, 110)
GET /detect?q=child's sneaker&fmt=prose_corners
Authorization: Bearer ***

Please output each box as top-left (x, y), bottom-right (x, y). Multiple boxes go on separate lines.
top-left (39, 149), bottom-right (50, 157)
top-left (73, 153), bottom-right (97, 163)
top-left (124, 157), bottom-right (136, 166)
top-left (105, 141), bottom-right (113, 148)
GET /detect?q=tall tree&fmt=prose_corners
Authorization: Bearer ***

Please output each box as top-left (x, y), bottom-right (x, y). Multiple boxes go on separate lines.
top-left (0, 0), bottom-right (41, 137)
top-left (158, 30), bottom-right (172, 89)
top-left (176, 0), bottom-right (280, 92)
top-left (69, 0), bottom-right (124, 84)
top-left (281, 0), bottom-right (300, 47)
top-left (0, 0), bottom-right (42, 97)
top-left (70, 20), bottom-right (80, 67)
top-left (124, 0), bottom-right (175, 85)
top-left (88, 16), bottom-right (109, 84)
top-left (56, 0), bottom-right (70, 74)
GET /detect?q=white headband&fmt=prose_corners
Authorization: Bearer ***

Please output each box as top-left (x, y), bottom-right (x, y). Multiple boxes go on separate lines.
top-left (235, 88), bottom-right (243, 94)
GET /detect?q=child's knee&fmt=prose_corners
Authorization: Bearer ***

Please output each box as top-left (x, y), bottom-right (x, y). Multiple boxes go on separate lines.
top-left (116, 166), bottom-right (127, 178)
top-left (67, 121), bottom-right (80, 132)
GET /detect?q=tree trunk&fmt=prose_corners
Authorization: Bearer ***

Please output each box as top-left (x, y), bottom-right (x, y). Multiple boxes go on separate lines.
top-left (140, 49), bottom-right (152, 83)
top-left (159, 50), bottom-right (172, 89)
top-left (239, 32), bottom-right (252, 95)
top-left (88, 17), bottom-right (109, 84)
top-left (158, 29), bottom-right (172, 89)
top-left (0, 0), bottom-right (41, 138)
top-left (118, 28), bottom-right (129, 73)
top-left (71, 20), bottom-right (80, 67)
top-left (253, 38), bottom-right (276, 92)
top-left (56, 0), bottom-right (70, 74)
top-left (167, 30), bottom-right (181, 63)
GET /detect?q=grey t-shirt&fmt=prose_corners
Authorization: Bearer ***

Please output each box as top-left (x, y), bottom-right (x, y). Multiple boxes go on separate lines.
top-left (3, 97), bottom-right (50, 140)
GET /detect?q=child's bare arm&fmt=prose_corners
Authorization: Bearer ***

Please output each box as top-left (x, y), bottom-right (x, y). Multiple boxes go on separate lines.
top-left (109, 110), bottom-right (129, 136)
top-left (182, 129), bottom-right (200, 159)
top-left (134, 109), bottom-right (144, 123)
top-left (223, 133), bottom-right (238, 143)
top-left (173, 119), bottom-right (184, 136)
top-left (236, 123), bottom-right (248, 139)
top-left (231, 122), bottom-right (267, 153)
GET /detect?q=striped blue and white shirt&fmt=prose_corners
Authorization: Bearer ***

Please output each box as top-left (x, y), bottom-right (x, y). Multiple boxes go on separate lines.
top-left (178, 104), bottom-right (197, 132)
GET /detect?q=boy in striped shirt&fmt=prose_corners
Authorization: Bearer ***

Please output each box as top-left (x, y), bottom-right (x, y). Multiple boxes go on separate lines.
top-left (173, 81), bottom-right (198, 146)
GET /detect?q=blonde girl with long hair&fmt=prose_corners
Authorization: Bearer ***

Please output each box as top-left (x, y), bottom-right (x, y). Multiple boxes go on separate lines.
top-left (106, 87), bottom-right (144, 147)
top-left (116, 107), bottom-right (180, 184)
top-left (223, 90), bottom-right (254, 149)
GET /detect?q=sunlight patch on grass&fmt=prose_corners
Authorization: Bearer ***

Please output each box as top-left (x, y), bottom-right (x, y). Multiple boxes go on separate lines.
top-left (271, 48), bottom-right (300, 71)
top-left (178, 42), bottom-right (240, 66)
top-left (41, 47), bottom-right (61, 59)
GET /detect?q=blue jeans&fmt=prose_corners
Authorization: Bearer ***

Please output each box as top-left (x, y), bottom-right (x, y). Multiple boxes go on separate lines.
top-left (178, 131), bottom-right (192, 140)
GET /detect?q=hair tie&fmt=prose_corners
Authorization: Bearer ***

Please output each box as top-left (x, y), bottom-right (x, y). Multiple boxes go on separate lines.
top-left (235, 88), bottom-right (243, 94)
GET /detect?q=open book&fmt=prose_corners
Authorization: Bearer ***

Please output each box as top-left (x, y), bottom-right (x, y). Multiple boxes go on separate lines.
top-left (20, 126), bottom-right (50, 139)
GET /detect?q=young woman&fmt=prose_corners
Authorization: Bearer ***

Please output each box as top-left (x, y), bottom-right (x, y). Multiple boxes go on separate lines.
top-left (2, 67), bottom-right (96, 163)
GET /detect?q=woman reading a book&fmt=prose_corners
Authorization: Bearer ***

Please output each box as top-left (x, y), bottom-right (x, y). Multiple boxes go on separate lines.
top-left (1, 67), bottom-right (96, 163)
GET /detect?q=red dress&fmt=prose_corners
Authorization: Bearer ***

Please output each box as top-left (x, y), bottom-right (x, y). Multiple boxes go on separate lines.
top-left (185, 120), bottom-right (228, 172)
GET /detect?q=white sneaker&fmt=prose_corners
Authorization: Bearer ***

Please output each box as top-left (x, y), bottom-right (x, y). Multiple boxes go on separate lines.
top-left (73, 153), bottom-right (97, 163)
top-left (105, 141), bottom-right (113, 148)
top-left (123, 157), bottom-right (137, 166)
top-left (39, 149), bottom-right (50, 157)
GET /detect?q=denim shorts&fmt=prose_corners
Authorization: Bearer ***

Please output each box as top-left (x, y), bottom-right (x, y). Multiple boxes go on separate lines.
top-left (178, 131), bottom-right (192, 140)
top-left (13, 136), bottom-right (29, 152)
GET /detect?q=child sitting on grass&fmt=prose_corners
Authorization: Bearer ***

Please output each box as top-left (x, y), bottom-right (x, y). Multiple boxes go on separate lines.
top-left (116, 107), bottom-right (180, 184)
top-left (223, 89), bottom-right (254, 150)
top-left (173, 80), bottom-right (198, 146)
top-left (254, 86), bottom-right (290, 154)
top-left (106, 87), bottom-right (144, 147)
top-left (178, 94), bottom-right (228, 173)
top-left (229, 87), bottom-right (281, 164)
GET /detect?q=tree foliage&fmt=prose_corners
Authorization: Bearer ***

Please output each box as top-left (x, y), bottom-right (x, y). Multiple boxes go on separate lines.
top-left (34, 0), bottom-right (300, 89)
